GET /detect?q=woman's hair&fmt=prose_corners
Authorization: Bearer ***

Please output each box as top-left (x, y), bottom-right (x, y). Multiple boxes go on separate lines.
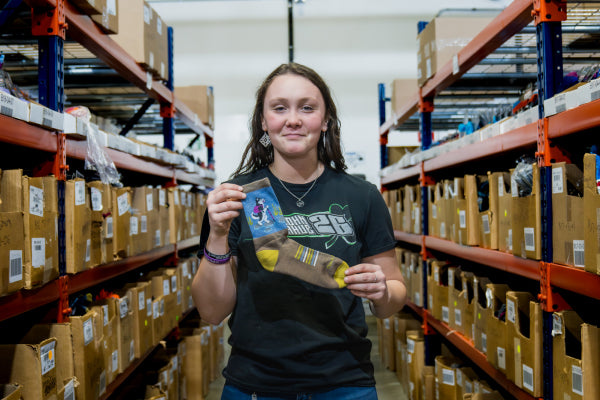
top-left (231, 63), bottom-right (347, 178)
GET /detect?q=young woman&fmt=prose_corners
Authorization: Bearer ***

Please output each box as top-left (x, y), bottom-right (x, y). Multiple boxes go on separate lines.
top-left (192, 63), bottom-right (407, 400)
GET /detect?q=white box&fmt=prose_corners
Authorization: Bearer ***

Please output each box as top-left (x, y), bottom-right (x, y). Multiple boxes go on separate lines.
top-left (138, 143), bottom-right (157, 159)
top-left (121, 137), bottom-right (140, 156)
top-left (29, 103), bottom-right (64, 131)
top-left (544, 92), bottom-right (567, 117)
top-left (0, 93), bottom-right (29, 122)
top-left (565, 89), bottom-right (580, 111)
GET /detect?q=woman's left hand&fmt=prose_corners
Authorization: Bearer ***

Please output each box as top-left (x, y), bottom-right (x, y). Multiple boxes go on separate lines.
top-left (343, 263), bottom-right (388, 302)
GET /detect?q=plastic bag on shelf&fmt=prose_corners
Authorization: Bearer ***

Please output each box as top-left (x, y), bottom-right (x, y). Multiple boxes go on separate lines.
top-left (67, 106), bottom-right (122, 187)
top-left (513, 156), bottom-right (536, 197)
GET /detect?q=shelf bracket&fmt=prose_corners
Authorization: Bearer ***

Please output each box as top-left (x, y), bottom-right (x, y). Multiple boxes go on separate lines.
top-left (538, 261), bottom-right (571, 313)
top-left (31, 0), bottom-right (67, 39)
top-left (531, 0), bottom-right (566, 25)
top-left (535, 118), bottom-right (570, 167)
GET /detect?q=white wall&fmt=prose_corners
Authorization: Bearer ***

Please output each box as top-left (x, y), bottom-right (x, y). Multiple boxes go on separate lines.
top-left (150, 0), bottom-right (511, 186)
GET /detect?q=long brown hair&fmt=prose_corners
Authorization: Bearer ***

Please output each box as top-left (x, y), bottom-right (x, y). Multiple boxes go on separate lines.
top-left (231, 63), bottom-right (347, 178)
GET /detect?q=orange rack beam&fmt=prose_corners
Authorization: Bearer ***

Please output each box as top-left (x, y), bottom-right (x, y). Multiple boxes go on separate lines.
top-left (405, 302), bottom-right (539, 400)
top-left (548, 97), bottom-right (600, 139)
top-left (394, 231), bottom-right (423, 247)
top-left (548, 263), bottom-right (600, 301)
top-left (381, 165), bottom-right (421, 185)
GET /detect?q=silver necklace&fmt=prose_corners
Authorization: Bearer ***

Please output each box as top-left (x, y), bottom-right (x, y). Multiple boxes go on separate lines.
top-left (273, 167), bottom-right (321, 207)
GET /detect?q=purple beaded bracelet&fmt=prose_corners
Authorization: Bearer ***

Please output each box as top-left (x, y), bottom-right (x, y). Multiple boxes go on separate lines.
top-left (203, 247), bottom-right (231, 264)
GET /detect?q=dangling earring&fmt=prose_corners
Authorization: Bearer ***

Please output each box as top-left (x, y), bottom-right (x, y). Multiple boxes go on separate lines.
top-left (321, 131), bottom-right (327, 147)
top-left (259, 132), bottom-right (271, 148)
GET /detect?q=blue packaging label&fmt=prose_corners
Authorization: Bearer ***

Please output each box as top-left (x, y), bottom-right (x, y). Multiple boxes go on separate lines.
top-left (243, 186), bottom-right (287, 238)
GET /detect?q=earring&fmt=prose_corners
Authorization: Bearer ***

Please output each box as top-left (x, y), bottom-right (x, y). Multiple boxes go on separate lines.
top-left (259, 132), bottom-right (271, 148)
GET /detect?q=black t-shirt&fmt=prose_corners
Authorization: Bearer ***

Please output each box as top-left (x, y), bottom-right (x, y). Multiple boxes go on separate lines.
top-left (199, 167), bottom-right (396, 394)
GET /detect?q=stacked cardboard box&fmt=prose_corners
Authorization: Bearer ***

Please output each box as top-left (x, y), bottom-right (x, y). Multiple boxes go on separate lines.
top-left (88, 181), bottom-right (114, 266)
top-left (511, 163), bottom-right (541, 260)
top-left (175, 86), bottom-right (215, 129)
top-left (66, 178), bottom-right (92, 274)
top-left (0, 170), bottom-right (25, 295)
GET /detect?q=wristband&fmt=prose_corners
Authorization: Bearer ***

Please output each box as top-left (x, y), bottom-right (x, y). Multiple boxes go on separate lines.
top-left (203, 247), bottom-right (231, 264)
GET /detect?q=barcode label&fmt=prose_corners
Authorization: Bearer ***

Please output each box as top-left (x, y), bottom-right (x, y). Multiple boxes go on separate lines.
top-left (407, 339), bottom-right (415, 353)
top-left (75, 180), bottom-right (86, 206)
top-left (147, 298), bottom-right (152, 317)
top-left (498, 347), bottom-right (506, 369)
top-left (455, 308), bottom-right (462, 326)
top-left (163, 279), bottom-right (170, 296)
top-left (171, 276), bottom-right (177, 293)
top-left (139, 291), bottom-right (145, 310)
top-left (434, 270), bottom-right (440, 283)
top-left (102, 305), bottom-right (109, 326)
top-left (498, 176), bottom-right (504, 197)
top-left (523, 364), bottom-right (534, 391)
top-left (42, 117), bottom-right (53, 127)
top-left (511, 175), bottom-right (519, 197)
top-left (384, 319), bottom-right (390, 329)
top-left (573, 240), bottom-right (585, 267)
top-left (119, 298), bottom-right (128, 318)
top-left (160, 298), bottom-right (165, 315)
top-left (174, 191), bottom-right (180, 205)
top-left (30, 186), bottom-right (44, 217)
top-left (507, 299), bottom-right (516, 323)
top-left (146, 193), bottom-right (153, 211)
top-left (99, 370), bottom-right (106, 395)
top-left (112, 350), bottom-right (118, 372)
top-left (188, 296), bottom-right (193, 309)
top-left (524, 227), bottom-right (535, 251)
top-left (106, 217), bottom-right (113, 238)
top-left (85, 239), bottom-right (91, 262)
top-left (440, 222), bottom-right (446, 238)
top-left (556, 103), bottom-right (567, 113)
top-left (83, 318), bottom-right (94, 345)
top-left (155, 230), bottom-right (161, 247)
top-left (572, 365), bottom-right (583, 395)
top-left (182, 263), bottom-right (189, 278)
top-left (459, 210), bottom-right (466, 228)
top-left (141, 215), bottom-right (147, 233)
top-left (482, 333), bottom-right (487, 353)
top-left (129, 340), bottom-right (135, 362)
top-left (177, 290), bottom-right (182, 305)
top-left (153, 302), bottom-right (159, 319)
top-left (442, 306), bottom-right (450, 323)
top-left (508, 229), bottom-right (513, 251)
top-left (407, 353), bottom-right (412, 364)
top-left (159, 189), bottom-right (166, 206)
top-left (117, 193), bottom-right (129, 216)
top-left (32, 238), bottom-right (45, 269)
top-left (40, 341), bottom-right (56, 375)
top-left (64, 379), bottom-right (75, 400)
top-left (1, 105), bottom-right (13, 116)
top-left (91, 187), bottom-right (103, 211)
top-left (482, 214), bottom-right (490, 234)
top-left (130, 216), bottom-right (138, 235)
top-left (552, 313), bottom-right (563, 336)
top-left (552, 167), bottom-right (564, 194)
top-left (143, 4), bottom-right (151, 23)
top-left (465, 380), bottom-right (473, 394)
top-left (442, 368), bottom-right (455, 386)
top-left (414, 292), bottom-right (420, 306)
top-left (432, 204), bottom-right (437, 219)
top-left (448, 269), bottom-right (454, 287)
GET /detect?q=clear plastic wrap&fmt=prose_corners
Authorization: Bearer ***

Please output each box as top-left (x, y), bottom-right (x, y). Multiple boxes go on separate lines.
top-left (67, 106), bottom-right (122, 187)
top-left (513, 156), bottom-right (535, 197)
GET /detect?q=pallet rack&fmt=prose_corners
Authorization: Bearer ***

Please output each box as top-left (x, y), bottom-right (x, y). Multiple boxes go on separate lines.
top-left (379, 1), bottom-right (600, 399)
top-left (0, 1), bottom-right (210, 398)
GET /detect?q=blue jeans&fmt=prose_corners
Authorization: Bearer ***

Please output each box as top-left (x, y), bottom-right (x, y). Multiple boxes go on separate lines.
top-left (221, 384), bottom-right (378, 400)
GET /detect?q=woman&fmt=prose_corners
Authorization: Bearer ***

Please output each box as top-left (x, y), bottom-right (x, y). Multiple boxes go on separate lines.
top-left (192, 63), bottom-right (407, 399)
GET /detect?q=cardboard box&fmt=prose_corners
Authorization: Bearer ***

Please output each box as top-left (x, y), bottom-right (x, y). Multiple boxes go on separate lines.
top-left (91, 302), bottom-right (119, 385)
top-left (175, 86), bottom-right (215, 129)
top-left (390, 79), bottom-right (417, 119)
top-left (446, 266), bottom-right (462, 332)
top-left (0, 384), bottom-right (21, 400)
top-left (454, 176), bottom-right (481, 246)
top-left (0, 92), bottom-right (29, 122)
top-left (505, 291), bottom-right (542, 397)
top-left (0, 210), bottom-right (25, 295)
top-left (66, 178), bottom-right (92, 274)
top-left (183, 329), bottom-right (210, 400)
top-left (111, 0), bottom-right (168, 81)
top-left (428, 260), bottom-right (449, 324)
top-left (111, 291), bottom-right (136, 373)
top-left (417, 16), bottom-right (494, 86)
top-left (485, 283), bottom-right (511, 377)
top-left (91, 0), bottom-right (119, 34)
top-left (406, 331), bottom-right (424, 400)
top-left (381, 317), bottom-right (395, 371)
top-left (71, 0), bottom-right (103, 14)
top-left (394, 313), bottom-right (422, 389)
top-left (421, 366), bottom-right (435, 400)
top-left (472, 276), bottom-right (493, 355)
top-left (409, 254), bottom-right (424, 307)
top-left (457, 271), bottom-right (476, 340)
top-left (168, 188), bottom-right (183, 243)
top-left (552, 162), bottom-right (584, 267)
top-left (124, 281), bottom-right (153, 359)
top-left (88, 181), bottom-right (114, 266)
top-left (151, 295), bottom-right (166, 346)
top-left (511, 163), bottom-right (541, 259)
top-left (29, 103), bottom-right (63, 131)
top-left (552, 310), bottom-right (585, 400)
top-left (21, 174), bottom-right (59, 288)
top-left (130, 187), bottom-right (151, 255)
top-left (463, 392), bottom-right (505, 400)
top-left (582, 323), bottom-right (600, 398)
top-left (20, 322), bottom-right (75, 396)
top-left (403, 184), bottom-right (421, 234)
top-left (457, 367), bottom-right (479, 398)
top-left (71, 309), bottom-right (107, 400)
top-left (583, 153), bottom-right (600, 274)
top-left (429, 183), bottom-right (445, 239)
top-left (489, 171), bottom-right (512, 251)
top-left (158, 188), bottom-right (170, 247)
top-left (435, 355), bottom-right (463, 400)
top-left (112, 187), bottom-right (132, 259)
top-left (0, 338), bottom-right (57, 400)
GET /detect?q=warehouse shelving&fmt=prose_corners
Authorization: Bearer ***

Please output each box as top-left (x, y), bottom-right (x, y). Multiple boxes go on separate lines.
top-left (381, 1), bottom-right (600, 399)
top-left (405, 301), bottom-right (536, 400)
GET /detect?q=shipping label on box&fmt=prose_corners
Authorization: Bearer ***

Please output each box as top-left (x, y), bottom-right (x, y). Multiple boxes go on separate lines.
top-left (29, 103), bottom-right (64, 131)
top-left (0, 92), bottom-right (29, 122)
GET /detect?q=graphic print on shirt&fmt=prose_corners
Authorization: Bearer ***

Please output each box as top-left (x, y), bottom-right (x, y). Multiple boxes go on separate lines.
top-left (284, 203), bottom-right (356, 249)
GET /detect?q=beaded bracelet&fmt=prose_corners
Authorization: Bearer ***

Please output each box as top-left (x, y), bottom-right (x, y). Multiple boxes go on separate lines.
top-left (203, 247), bottom-right (231, 264)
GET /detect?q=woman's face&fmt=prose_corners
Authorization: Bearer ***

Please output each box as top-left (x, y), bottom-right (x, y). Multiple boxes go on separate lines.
top-left (261, 73), bottom-right (328, 162)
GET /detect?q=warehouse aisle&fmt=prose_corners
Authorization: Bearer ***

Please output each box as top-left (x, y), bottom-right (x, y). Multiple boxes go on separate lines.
top-left (205, 315), bottom-right (408, 400)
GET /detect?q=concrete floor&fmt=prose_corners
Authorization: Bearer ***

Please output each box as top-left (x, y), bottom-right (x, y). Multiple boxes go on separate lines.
top-left (205, 315), bottom-right (409, 400)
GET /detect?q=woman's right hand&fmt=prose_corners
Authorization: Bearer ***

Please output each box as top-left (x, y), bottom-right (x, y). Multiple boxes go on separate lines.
top-left (206, 183), bottom-right (246, 237)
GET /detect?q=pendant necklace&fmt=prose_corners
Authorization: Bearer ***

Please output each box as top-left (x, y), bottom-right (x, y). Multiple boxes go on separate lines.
top-left (273, 166), bottom-right (321, 208)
